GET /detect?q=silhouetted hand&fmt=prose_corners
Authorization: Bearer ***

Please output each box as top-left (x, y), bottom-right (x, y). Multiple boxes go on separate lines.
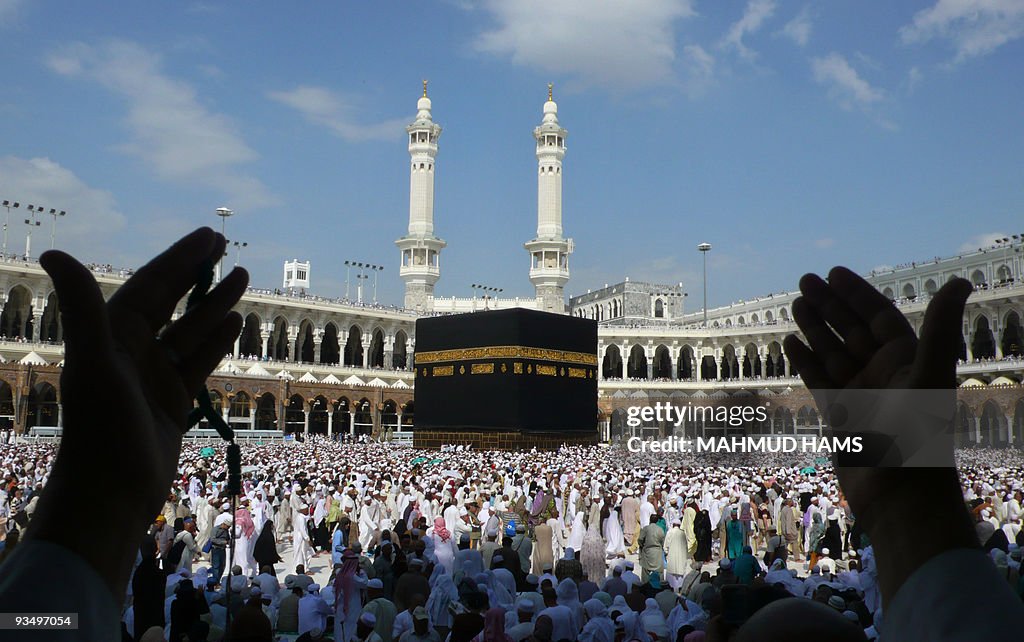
top-left (28, 228), bottom-right (247, 600)
top-left (784, 266), bottom-right (976, 606)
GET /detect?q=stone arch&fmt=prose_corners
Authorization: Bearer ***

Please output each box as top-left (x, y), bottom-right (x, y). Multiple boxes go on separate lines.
top-left (26, 381), bottom-right (58, 428)
top-left (970, 269), bottom-right (986, 286)
top-left (354, 397), bottom-right (373, 437)
top-left (602, 345), bottom-right (623, 379)
top-left (779, 307), bottom-right (790, 321)
top-left (979, 400), bottom-right (1007, 447)
top-left (285, 394), bottom-right (305, 434)
top-left (309, 395), bottom-right (329, 434)
top-left (773, 406), bottom-right (794, 434)
top-left (255, 393), bottom-right (277, 430)
top-left (627, 345), bottom-right (648, 379)
top-left (334, 397), bottom-right (351, 434)
top-left (796, 405), bottom-right (819, 428)
top-left (229, 391), bottom-right (251, 422)
top-left (721, 344), bottom-right (739, 380)
top-left (924, 278), bottom-right (937, 295)
top-left (724, 319), bottom-right (733, 328)
top-left (270, 316), bottom-right (290, 361)
top-left (393, 329), bottom-right (409, 369)
top-left (40, 292), bottom-right (61, 342)
top-left (765, 310), bottom-right (774, 323)
top-left (700, 354), bottom-right (717, 380)
top-left (954, 402), bottom-right (975, 447)
top-left (677, 345), bottom-right (694, 380)
top-left (971, 315), bottom-right (996, 359)
top-left (238, 313), bottom-right (262, 358)
top-left (344, 325), bottom-right (364, 367)
top-left (997, 264), bottom-right (1013, 284)
top-left (0, 379), bottom-right (12, 430)
top-left (1002, 311), bottom-right (1022, 357)
top-left (1, 284), bottom-right (33, 339)
top-left (881, 287), bottom-right (894, 300)
top-left (742, 342), bottom-right (760, 378)
top-left (369, 328), bottom-right (386, 368)
top-left (610, 408), bottom-right (628, 441)
top-left (766, 341), bottom-right (785, 377)
top-left (902, 283), bottom-right (916, 299)
top-left (652, 344), bottom-right (672, 379)
top-left (738, 316), bottom-right (745, 325)
top-left (751, 313), bottom-right (760, 323)
top-left (1013, 399), bottom-right (1024, 445)
top-left (654, 299), bottom-right (665, 318)
top-left (381, 399), bottom-right (399, 431)
top-left (295, 319), bottom-right (316, 363)
top-left (321, 322), bottom-right (341, 365)
top-left (400, 400), bottom-right (414, 429)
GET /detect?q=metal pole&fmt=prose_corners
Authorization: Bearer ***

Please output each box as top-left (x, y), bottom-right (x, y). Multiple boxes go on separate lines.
top-left (703, 251), bottom-right (708, 328)
top-left (373, 268), bottom-right (378, 304)
top-left (345, 263), bottom-right (351, 300)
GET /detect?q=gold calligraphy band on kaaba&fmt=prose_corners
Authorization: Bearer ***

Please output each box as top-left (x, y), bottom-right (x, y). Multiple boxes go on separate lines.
top-left (414, 345), bottom-right (598, 366)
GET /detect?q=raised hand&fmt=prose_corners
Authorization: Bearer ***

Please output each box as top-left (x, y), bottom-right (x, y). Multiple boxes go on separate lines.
top-left (784, 266), bottom-right (977, 606)
top-left (28, 227), bottom-right (248, 600)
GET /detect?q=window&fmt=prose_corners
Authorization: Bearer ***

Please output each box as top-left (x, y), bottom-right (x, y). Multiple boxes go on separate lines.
top-left (297, 270), bottom-right (307, 280)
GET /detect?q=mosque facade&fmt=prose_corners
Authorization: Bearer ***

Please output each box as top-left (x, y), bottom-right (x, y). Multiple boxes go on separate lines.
top-left (0, 87), bottom-right (1022, 446)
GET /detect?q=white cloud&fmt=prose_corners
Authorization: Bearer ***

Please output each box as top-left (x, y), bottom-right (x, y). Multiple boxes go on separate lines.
top-left (46, 40), bottom-right (275, 209)
top-left (907, 66), bottom-right (924, 92)
top-left (959, 232), bottom-right (1009, 253)
top-left (780, 6), bottom-right (812, 46)
top-left (0, 156), bottom-right (125, 251)
top-left (721, 0), bottom-right (777, 59)
top-left (900, 0), bottom-right (1024, 62)
top-left (680, 45), bottom-right (715, 97)
top-left (0, 0), bottom-right (24, 24)
top-left (812, 52), bottom-right (884, 109)
top-left (268, 86), bottom-right (407, 142)
top-left (473, 0), bottom-right (697, 90)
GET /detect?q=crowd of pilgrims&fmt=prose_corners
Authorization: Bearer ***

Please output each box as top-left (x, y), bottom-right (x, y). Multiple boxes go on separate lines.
top-left (2, 439), bottom-right (1024, 641)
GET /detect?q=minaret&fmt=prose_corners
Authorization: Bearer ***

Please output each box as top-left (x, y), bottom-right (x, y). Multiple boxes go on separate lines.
top-left (396, 81), bottom-right (446, 312)
top-left (525, 84), bottom-right (572, 313)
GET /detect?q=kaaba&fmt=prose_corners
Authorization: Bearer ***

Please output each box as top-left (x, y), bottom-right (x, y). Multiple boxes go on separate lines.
top-left (412, 308), bottom-right (598, 450)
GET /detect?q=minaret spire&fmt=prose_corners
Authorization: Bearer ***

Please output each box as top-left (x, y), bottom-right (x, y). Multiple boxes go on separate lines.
top-left (396, 83), bottom-right (446, 312)
top-left (525, 85), bottom-right (571, 313)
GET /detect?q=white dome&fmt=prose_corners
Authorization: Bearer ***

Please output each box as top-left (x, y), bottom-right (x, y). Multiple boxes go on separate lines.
top-left (417, 96), bottom-right (432, 112)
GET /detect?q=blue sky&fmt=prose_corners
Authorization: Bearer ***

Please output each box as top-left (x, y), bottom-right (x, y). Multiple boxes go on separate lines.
top-left (0, 1), bottom-right (1021, 309)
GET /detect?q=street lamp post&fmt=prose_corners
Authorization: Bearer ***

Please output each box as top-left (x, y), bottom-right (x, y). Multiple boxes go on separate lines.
top-left (47, 208), bottom-right (67, 249)
top-left (1, 201), bottom-right (20, 258)
top-left (215, 207), bottom-right (234, 281)
top-left (24, 205), bottom-right (43, 260)
top-left (698, 242), bottom-right (712, 328)
top-left (233, 240), bottom-right (247, 266)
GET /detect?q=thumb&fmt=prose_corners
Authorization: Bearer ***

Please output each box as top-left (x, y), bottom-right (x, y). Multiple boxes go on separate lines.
top-left (39, 250), bottom-right (112, 361)
top-left (911, 277), bottom-right (973, 388)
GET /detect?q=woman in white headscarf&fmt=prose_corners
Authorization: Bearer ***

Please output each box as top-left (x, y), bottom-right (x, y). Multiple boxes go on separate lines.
top-left (617, 611), bottom-right (647, 642)
top-left (604, 506), bottom-right (626, 557)
top-left (555, 577), bottom-right (583, 634)
top-left (640, 598), bottom-right (669, 640)
top-left (581, 516), bottom-right (607, 586)
top-left (426, 568), bottom-right (459, 636)
top-left (567, 510), bottom-right (586, 552)
top-left (578, 598), bottom-right (615, 642)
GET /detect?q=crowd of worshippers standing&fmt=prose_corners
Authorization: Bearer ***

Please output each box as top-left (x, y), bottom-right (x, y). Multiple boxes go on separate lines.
top-left (3, 439), bottom-right (1024, 641)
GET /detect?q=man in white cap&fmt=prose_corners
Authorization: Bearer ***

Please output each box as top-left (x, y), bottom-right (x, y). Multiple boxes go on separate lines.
top-left (355, 611), bottom-right (383, 642)
top-left (818, 548), bottom-right (836, 576)
top-left (298, 582), bottom-right (332, 638)
top-left (507, 599), bottom-right (536, 641)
